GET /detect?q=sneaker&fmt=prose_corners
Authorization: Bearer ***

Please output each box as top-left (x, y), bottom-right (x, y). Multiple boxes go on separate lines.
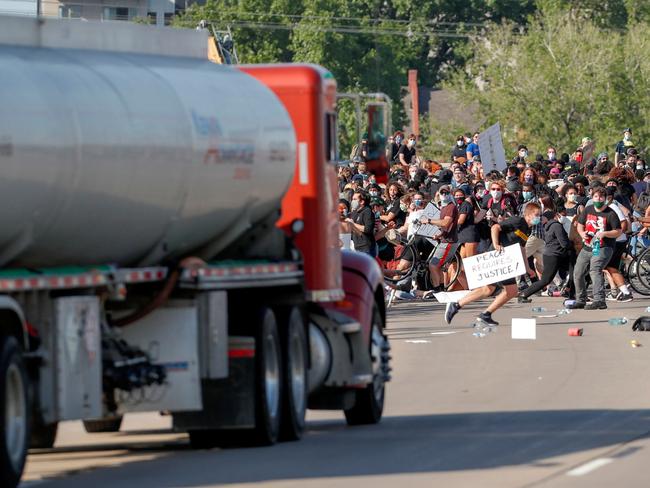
top-left (445, 301), bottom-right (460, 324)
top-left (605, 291), bottom-right (619, 302)
top-left (517, 294), bottom-right (532, 303)
top-left (616, 292), bottom-right (633, 302)
top-left (477, 312), bottom-right (499, 326)
top-left (585, 301), bottom-right (607, 310)
top-left (571, 301), bottom-right (586, 309)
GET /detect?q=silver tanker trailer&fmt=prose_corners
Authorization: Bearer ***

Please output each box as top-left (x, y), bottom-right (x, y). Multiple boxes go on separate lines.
top-left (0, 17), bottom-right (389, 488)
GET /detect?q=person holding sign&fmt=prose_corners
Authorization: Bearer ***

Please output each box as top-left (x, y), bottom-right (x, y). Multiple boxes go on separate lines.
top-left (444, 203), bottom-right (541, 327)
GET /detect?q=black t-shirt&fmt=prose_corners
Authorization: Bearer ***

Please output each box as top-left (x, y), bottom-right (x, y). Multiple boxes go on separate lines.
top-left (386, 198), bottom-right (406, 227)
top-left (577, 205), bottom-right (621, 249)
top-left (495, 216), bottom-right (531, 248)
top-left (351, 206), bottom-right (375, 252)
top-left (457, 200), bottom-right (479, 243)
top-left (451, 145), bottom-right (466, 160)
top-left (396, 144), bottom-right (416, 165)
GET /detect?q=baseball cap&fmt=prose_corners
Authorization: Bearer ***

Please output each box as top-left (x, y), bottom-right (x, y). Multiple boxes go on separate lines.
top-left (623, 127), bottom-right (632, 133)
top-left (352, 174), bottom-right (364, 183)
top-left (371, 197), bottom-right (386, 207)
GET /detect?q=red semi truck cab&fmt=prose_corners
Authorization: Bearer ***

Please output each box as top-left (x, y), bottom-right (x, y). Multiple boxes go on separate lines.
top-left (240, 64), bottom-right (344, 303)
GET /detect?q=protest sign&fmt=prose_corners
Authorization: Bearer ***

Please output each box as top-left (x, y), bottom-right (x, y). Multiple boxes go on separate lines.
top-left (478, 123), bottom-right (507, 173)
top-left (414, 202), bottom-right (441, 238)
top-left (462, 244), bottom-right (526, 290)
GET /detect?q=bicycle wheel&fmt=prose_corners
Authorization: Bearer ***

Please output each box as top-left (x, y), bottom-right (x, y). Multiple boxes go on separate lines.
top-left (382, 244), bottom-right (416, 285)
top-left (443, 250), bottom-right (462, 291)
top-left (634, 247), bottom-right (650, 294)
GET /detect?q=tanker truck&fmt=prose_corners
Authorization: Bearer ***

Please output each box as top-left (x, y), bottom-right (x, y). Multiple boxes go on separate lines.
top-left (0, 17), bottom-right (390, 488)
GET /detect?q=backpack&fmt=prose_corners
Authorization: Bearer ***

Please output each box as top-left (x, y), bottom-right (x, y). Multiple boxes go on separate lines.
top-left (632, 316), bottom-right (650, 331)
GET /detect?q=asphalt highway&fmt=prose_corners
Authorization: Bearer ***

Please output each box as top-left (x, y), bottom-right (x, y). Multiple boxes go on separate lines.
top-left (22, 295), bottom-right (650, 488)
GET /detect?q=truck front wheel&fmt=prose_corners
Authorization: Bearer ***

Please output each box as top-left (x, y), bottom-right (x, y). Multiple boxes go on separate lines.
top-left (344, 303), bottom-right (388, 426)
top-left (0, 335), bottom-right (29, 488)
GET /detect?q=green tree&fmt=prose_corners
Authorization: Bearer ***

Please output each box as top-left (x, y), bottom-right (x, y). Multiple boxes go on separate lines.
top-left (445, 9), bottom-right (635, 156)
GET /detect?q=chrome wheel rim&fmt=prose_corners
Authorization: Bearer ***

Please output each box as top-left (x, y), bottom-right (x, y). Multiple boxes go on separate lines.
top-left (5, 363), bottom-right (26, 469)
top-left (264, 331), bottom-right (280, 421)
top-left (370, 324), bottom-right (386, 405)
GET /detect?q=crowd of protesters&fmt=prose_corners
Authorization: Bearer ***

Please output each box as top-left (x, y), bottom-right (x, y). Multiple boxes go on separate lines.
top-left (338, 127), bottom-right (650, 326)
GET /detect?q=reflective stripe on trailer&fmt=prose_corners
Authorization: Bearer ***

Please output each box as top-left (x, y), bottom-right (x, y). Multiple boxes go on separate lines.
top-left (183, 263), bottom-right (300, 280)
top-left (0, 267), bottom-right (168, 292)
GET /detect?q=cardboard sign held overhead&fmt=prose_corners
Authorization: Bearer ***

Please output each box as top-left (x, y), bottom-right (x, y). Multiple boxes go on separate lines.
top-left (478, 123), bottom-right (507, 173)
top-left (462, 244), bottom-right (526, 290)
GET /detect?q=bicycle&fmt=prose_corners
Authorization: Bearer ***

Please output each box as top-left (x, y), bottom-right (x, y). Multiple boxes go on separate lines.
top-left (382, 220), bottom-right (462, 305)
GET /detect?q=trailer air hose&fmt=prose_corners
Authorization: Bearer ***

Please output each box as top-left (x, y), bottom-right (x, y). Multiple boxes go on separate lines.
top-left (109, 256), bottom-right (206, 328)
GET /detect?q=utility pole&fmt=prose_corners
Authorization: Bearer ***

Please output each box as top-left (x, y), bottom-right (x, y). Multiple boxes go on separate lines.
top-left (408, 69), bottom-right (419, 137)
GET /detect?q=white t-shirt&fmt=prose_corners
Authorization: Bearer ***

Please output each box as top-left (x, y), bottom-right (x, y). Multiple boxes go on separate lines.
top-left (609, 202), bottom-right (628, 243)
top-left (406, 209), bottom-right (425, 238)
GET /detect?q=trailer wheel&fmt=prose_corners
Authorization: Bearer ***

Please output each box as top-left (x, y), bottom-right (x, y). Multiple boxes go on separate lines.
top-left (253, 308), bottom-right (283, 445)
top-left (30, 421), bottom-right (58, 449)
top-left (82, 416), bottom-right (123, 433)
top-left (344, 304), bottom-right (388, 426)
top-left (278, 307), bottom-right (307, 441)
top-left (0, 336), bottom-right (29, 488)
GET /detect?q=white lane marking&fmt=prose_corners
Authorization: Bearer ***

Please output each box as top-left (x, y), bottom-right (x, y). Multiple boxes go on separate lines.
top-left (566, 458), bottom-right (613, 476)
top-left (430, 331), bottom-right (458, 336)
top-left (405, 339), bottom-right (431, 344)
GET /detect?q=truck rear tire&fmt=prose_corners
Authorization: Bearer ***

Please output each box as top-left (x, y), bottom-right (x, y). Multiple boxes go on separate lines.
top-left (344, 304), bottom-right (387, 426)
top-left (82, 416), bottom-right (123, 433)
top-left (278, 307), bottom-right (307, 441)
top-left (253, 308), bottom-right (283, 445)
top-left (0, 336), bottom-right (29, 488)
top-left (30, 421), bottom-right (58, 449)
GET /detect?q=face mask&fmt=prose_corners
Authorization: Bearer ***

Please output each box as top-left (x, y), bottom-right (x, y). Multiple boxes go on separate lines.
top-left (341, 209), bottom-right (348, 217)
top-left (395, 136), bottom-right (402, 145)
top-left (455, 197), bottom-right (465, 205)
top-left (593, 201), bottom-right (605, 209)
top-left (531, 216), bottom-right (541, 226)
top-left (519, 151), bottom-right (528, 158)
top-left (351, 199), bottom-right (360, 211)
top-left (567, 194), bottom-right (577, 202)
top-left (409, 171), bottom-right (417, 178)
top-left (400, 203), bottom-right (408, 212)
top-left (369, 190), bottom-right (378, 197)
top-left (624, 134), bottom-right (631, 141)
top-left (548, 152), bottom-right (556, 161)
top-left (637, 164), bottom-right (644, 170)
top-left (491, 190), bottom-right (502, 200)
top-left (457, 140), bottom-right (463, 147)
top-left (440, 194), bottom-right (451, 205)
top-left (408, 140), bottom-right (416, 147)
top-left (524, 176), bottom-right (534, 183)
top-left (522, 191), bottom-right (533, 201)
top-left (375, 211), bottom-right (381, 218)
top-left (413, 199), bottom-right (423, 207)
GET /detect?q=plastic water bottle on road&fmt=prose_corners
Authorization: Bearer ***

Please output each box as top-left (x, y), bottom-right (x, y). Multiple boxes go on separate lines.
top-left (608, 317), bottom-right (628, 326)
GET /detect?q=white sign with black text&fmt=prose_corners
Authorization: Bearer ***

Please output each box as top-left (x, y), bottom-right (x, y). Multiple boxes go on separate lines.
top-left (463, 244), bottom-right (526, 290)
top-left (478, 123), bottom-right (507, 173)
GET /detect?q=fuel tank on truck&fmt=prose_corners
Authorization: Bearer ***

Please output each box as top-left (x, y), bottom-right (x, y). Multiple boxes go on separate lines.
top-left (0, 17), bottom-right (296, 268)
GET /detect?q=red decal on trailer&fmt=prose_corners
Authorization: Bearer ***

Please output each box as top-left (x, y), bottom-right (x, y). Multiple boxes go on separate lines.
top-left (229, 349), bottom-right (255, 358)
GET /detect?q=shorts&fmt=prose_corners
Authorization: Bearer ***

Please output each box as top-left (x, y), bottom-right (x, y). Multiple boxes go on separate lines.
top-left (606, 241), bottom-right (627, 270)
top-left (430, 242), bottom-right (460, 268)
